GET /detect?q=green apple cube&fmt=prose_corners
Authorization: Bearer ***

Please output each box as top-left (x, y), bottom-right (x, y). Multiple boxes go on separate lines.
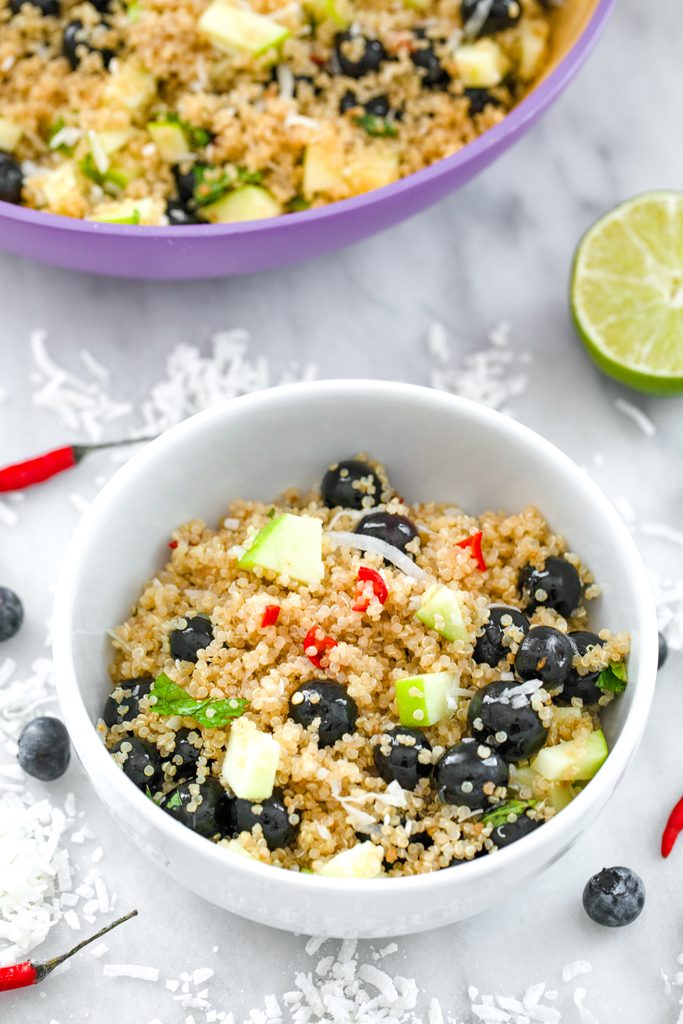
top-left (224, 838), bottom-right (255, 858)
top-left (199, 0), bottom-right (290, 55)
top-left (238, 512), bottom-right (323, 587)
top-left (148, 120), bottom-right (190, 163)
top-left (318, 841), bottom-right (383, 878)
top-left (416, 584), bottom-right (468, 642)
top-left (221, 717), bottom-right (280, 801)
top-left (532, 729), bottom-right (608, 783)
top-left (204, 184), bottom-right (282, 223)
top-left (546, 782), bottom-right (578, 812)
top-left (395, 671), bottom-right (456, 727)
top-left (455, 39), bottom-right (508, 88)
top-left (0, 118), bottom-right (22, 152)
top-left (303, 0), bottom-right (352, 28)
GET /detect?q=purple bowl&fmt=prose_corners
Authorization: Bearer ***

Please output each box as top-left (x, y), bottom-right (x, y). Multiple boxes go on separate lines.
top-left (0, 0), bottom-right (614, 280)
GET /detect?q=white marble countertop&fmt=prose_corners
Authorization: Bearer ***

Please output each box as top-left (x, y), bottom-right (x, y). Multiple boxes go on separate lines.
top-left (2, 0), bottom-right (683, 1020)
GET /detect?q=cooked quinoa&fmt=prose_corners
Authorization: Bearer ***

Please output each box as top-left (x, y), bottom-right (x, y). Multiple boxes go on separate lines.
top-left (101, 457), bottom-right (630, 878)
top-left (1, 0), bottom-right (557, 223)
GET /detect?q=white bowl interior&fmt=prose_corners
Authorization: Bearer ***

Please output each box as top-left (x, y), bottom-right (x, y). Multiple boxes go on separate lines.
top-left (56, 381), bottom-right (657, 936)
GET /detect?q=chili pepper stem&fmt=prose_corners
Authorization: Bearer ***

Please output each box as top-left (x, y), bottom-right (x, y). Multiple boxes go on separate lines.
top-left (35, 910), bottom-right (139, 982)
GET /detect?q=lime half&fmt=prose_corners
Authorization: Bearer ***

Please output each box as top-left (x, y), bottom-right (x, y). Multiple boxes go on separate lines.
top-left (571, 191), bottom-right (683, 395)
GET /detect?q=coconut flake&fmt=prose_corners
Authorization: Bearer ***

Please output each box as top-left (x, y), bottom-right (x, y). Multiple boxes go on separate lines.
top-left (326, 531), bottom-right (429, 582)
top-left (614, 398), bottom-right (656, 437)
top-left (104, 964), bottom-right (160, 981)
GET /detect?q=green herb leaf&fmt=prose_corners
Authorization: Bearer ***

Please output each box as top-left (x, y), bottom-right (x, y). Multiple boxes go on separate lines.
top-left (150, 672), bottom-right (248, 728)
top-left (237, 167), bottom-right (264, 186)
top-left (188, 125), bottom-right (212, 148)
top-left (353, 114), bottom-right (398, 138)
top-left (79, 153), bottom-right (127, 195)
top-left (287, 194), bottom-right (311, 212)
top-left (165, 788), bottom-right (183, 809)
top-left (145, 785), bottom-right (153, 799)
top-left (192, 164), bottom-right (235, 206)
top-left (597, 661), bottom-right (628, 694)
top-left (482, 799), bottom-right (536, 828)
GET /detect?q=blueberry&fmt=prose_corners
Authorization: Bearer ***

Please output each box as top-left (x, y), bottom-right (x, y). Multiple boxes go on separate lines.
top-left (102, 677), bottom-right (153, 727)
top-left (374, 727), bottom-right (432, 791)
top-left (519, 556), bottom-right (583, 617)
top-left (289, 679), bottom-right (358, 747)
top-left (173, 165), bottom-right (197, 206)
top-left (468, 680), bottom-right (547, 763)
top-left (111, 736), bottom-right (163, 792)
top-left (658, 632), bottom-right (668, 669)
top-left (515, 625), bottom-right (575, 690)
top-left (10, 0), bottom-right (59, 14)
top-left (163, 727), bottom-right (202, 781)
top-left (364, 94), bottom-right (390, 118)
top-left (0, 154), bottom-right (23, 206)
top-left (0, 587), bottom-right (23, 641)
top-left (321, 459), bottom-right (383, 510)
top-left (464, 87), bottom-right (503, 115)
top-left (355, 512), bottom-right (418, 556)
top-left (62, 19), bottom-right (115, 70)
top-left (554, 631), bottom-right (603, 706)
top-left (461, 0), bottom-right (522, 36)
top-left (166, 200), bottom-right (204, 225)
top-left (170, 615), bottom-right (214, 663)
top-left (227, 788), bottom-right (299, 850)
top-left (411, 37), bottom-right (451, 90)
top-left (332, 32), bottom-right (386, 79)
top-left (473, 606), bottom-right (529, 668)
top-left (582, 866), bottom-right (645, 927)
top-left (339, 89), bottom-right (359, 113)
top-left (161, 778), bottom-right (230, 838)
top-left (490, 811), bottom-right (541, 848)
top-left (435, 738), bottom-right (508, 809)
top-left (17, 717), bottom-right (70, 781)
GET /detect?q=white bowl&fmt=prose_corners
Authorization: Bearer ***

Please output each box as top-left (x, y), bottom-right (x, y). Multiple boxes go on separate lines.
top-left (53, 381), bottom-right (658, 938)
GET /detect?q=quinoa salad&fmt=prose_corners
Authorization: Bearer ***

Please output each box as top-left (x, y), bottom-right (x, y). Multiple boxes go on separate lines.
top-left (101, 457), bottom-right (630, 878)
top-left (1, 0), bottom-right (556, 224)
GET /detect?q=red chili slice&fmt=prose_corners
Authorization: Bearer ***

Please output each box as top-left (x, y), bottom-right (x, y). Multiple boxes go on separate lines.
top-left (304, 626), bottom-right (338, 669)
top-left (353, 566), bottom-right (389, 612)
top-left (168, 540), bottom-right (178, 549)
top-left (261, 604), bottom-right (281, 628)
top-left (662, 795), bottom-right (683, 858)
top-left (456, 531), bottom-right (487, 572)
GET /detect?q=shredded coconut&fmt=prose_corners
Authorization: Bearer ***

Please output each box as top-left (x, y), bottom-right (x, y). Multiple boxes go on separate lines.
top-left (614, 398), bottom-right (656, 437)
top-left (561, 962), bottom-right (592, 984)
top-left (427, 321), bottom-right (529, 413)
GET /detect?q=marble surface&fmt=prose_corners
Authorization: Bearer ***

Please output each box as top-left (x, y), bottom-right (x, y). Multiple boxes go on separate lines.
top-left (2, 0), bottom-right (683, 1020)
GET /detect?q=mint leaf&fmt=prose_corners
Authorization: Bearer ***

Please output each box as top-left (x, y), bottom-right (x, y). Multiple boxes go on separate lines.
top-left (79, 154), bottom-right (127, 195)
top-left (150, 672), bottom-right (248, 727)
top-left (165, 788), bottom-right (183, 809)
top-left (353, 114), bottom-right (398, 138)
top-left (192, 164), bottom-right (236, 206)
top-left (482, 799), bottom-right (536, 829)
top-left (597, 661), bottom-right (628, 694)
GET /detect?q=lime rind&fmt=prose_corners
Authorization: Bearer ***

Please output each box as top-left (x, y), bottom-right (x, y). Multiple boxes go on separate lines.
top-left (571, 190), bottom-right (683, 395)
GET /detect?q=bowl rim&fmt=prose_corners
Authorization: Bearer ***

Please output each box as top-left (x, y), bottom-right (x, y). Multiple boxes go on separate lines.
top-left (53, 379), bottom-right (658, 896)
top-left (2, 0), bottom-right (615, 240)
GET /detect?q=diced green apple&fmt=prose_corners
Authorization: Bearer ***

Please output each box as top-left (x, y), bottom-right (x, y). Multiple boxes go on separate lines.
top-left (105, 62), bottom-right (157, 114)
top-left (303, 0), bottom-right (352, 28)
top-left (518, 19), bottom-right (549, 82)
top-left (395, 671), bottom-right (457, 728)
top-left (303, 139), bottom-right (344, 198)
top-left (532, 729), bottom-right (608, 783)
top-left (238, 512), bottom-right (323, 587)
top-left (455, 39), bottom-right (509, 88)
top-left (546, 782), bottom-right (579, 812)
top-left (203, 184), bottom-right (282, 223)
top-left (148, 120), bottom-right (191, 162)
top-left (344, 147), bottom-right (399, 194)
top-left (318, 841), bottom-right (383, 878)
top-left (221, 717), bottom-right (280, 801)
top-left (416, 584), bottom-right (468, 643)
top-left (199, 0), bottom-right (290, 55)
top-left (0, 118), bottom-right (22, 152)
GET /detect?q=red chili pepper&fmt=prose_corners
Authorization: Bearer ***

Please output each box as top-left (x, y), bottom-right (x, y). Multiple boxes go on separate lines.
top-left (0, 437), bottom-right (153, 493)
top-left (304, 627), bottom-right (337, 669)
top-left (168, 540), bottom-right (179, 549)
top-left (0, 911), bottom-right (137, 994)
top-left (456, 531), bottom-right (487, 572)
top-left (353, 566), bottom-right (389, 612)
top-left (261, 604), bottom-right (281, 628)
top-left (661, 796), bottom-right (683, 858)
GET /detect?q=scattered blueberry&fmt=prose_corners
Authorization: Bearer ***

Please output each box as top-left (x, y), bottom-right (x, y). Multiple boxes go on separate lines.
top-left (465, 87), bottom-right (503, 115)
top-left (102, 677), bottom-right (153, 727)
top-left (10, 0), bottom-right (59, 14)
top-left (515, 625), bottom-right (575, 690)
top-left (468, 680), bottom-right (547, 763)
top-left (111, 736), bottom-right (162, 792)
top-left (17, 717), bottom-right (71, 781)
top-left (490, 811), bottom-right (541, 848)
top-left (0, 587), bottom-right (23, 641)
top-left (374, 727), bottom-right (432, 790)
top-left (166, 200), bottom-right (203, 225)
top-left (658, 632), bottom-right (668, 669)
top-left (62, 19), bottom-right (114, 70)
top-left (289, 679), bottom-right (358, 747)
top-left (339, 89), bottom-right (359, 113)
top-left (461, 0), bottom-right (522, 36)
top-left (554, 630), bottom-right (603, 706)
top-left (519, 556), bottom-right (583, 617)
top-left (0, 154), bottom-right (23, 206)
top-left (473, 606), bottom-right (529, 667)
top-left (163, 727), bottom-right (202, 781)
top-left (169, 615), bottom-right (214, 663)
top-left (321, 458), bottom-right (383, 510)
top-left (355, 512), bottom-right (418, 556)
top-left (435, 738), bottom-right (508, 809)
top-left (173, 165), bottom-right (197, 206)
top-left (161, 778), bottom-right (231, 838)
top-left (364, 94), bottom-right (390, 118)
top-left (411, 36), bottom-right (451, 90)
top-left (582, 866), bottom-right (645, 927)
top-left (332, 32), bottom-right (386, 79)
top-left (227, 788), bottom-right (299, 849)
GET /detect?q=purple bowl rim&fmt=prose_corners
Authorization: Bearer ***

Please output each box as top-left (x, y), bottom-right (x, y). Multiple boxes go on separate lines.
top-left (0, 0), bottom-right (615, 238)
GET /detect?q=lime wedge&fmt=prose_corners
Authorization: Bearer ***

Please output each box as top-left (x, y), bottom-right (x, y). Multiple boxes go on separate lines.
top-left (571, 191), bottom-right (683, 394)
